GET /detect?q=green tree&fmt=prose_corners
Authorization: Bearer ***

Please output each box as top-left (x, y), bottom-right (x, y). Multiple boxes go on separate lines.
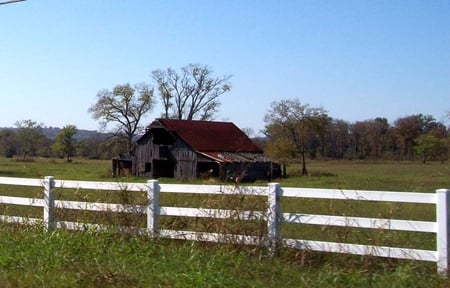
top-left (325, 119), bottom-right (351, 159)
top-left (394, 114), bottom-right (445, 160)
top-left (53, 125), bottom-right (78, 162)
top-left (14, 119), bottom-right (45, 159)
top-left (77, 136), bottom-right (104, 159)
top-left (264, 98), bottom-right (328, 176)
top-left (88, 83), bottom-right (154, 156)
top-left (0, 129), bottom-right (18, 158)
top-left (414, 133), bottom-right (448, 163)
top-left (152, 64), bottom-right (232, 120)
top-left (263, 123), bottom-right (295, 178)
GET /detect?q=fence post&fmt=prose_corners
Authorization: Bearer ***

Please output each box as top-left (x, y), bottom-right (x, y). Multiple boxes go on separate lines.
top-left (437, 189), bottom-right (450, 275)
top-left (147, 179), bottom-right (160, 238)
top-left (43, 176), bottom-right (55, 232)
top-left (267, 182), bottom-right (281, 256)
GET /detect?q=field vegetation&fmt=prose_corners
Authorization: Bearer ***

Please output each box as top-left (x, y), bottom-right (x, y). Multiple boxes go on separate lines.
top-left (0, 157), bottom-right (450, 287)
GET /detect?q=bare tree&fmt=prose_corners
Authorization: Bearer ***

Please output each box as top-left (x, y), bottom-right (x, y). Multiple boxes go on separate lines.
top-left (152, 64), bottom-right (231, 120)
top-left (88, 83), bottom-right (154, 156)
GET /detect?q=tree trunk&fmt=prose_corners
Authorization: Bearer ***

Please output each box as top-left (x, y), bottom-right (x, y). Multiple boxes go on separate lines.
top-left (300, 149), bottom-right (307, 176)
top-left (301, 157), bottom-right (307, 176)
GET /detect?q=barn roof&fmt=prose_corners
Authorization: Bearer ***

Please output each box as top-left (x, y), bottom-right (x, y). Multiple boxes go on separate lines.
top-left (150, 119), bottom-right (263, 153)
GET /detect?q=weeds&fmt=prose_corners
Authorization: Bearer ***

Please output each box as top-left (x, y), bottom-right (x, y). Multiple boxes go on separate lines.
top-left (0, 158), bottom-right (450, 286)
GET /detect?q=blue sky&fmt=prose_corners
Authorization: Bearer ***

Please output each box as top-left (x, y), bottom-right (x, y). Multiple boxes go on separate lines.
top-left (1, 0), bottom-right (449, 135)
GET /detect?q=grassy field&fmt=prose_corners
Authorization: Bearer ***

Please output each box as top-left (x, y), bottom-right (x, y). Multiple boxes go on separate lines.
top-left (1, 157), bottom-right (450, 287)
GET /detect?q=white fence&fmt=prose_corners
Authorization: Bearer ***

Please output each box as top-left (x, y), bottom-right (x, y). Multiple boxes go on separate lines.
top-left (0, 176), bottom-right (449, 274)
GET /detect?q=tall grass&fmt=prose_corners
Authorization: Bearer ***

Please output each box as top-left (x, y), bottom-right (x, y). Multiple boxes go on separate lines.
top-left (1, 224), bottom-right (448, 288)
top-left (0, 157), bottom-right (450, 287)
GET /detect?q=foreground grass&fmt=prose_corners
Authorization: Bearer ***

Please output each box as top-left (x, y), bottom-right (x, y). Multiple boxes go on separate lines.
top-left (0, 224), bottom-right (449, 288)
top-left (1, 157), bottom-right (450, 286)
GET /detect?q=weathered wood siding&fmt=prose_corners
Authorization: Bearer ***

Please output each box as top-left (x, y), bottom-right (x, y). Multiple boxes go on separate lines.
top-left (132, 122), bottom-right (281, 180)
top-left (133, 133), bottom-right (153, 177)
top-left (172, 138), bottom-right (197, 179)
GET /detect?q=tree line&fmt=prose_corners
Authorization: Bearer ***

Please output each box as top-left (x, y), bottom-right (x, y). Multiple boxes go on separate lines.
top-left (0, 63), bottom-right (448, 171)
top-left (263, 98), bottom-right (449, 176)
top-left (0, 120), bottom-right (130, 161)
top-left (0, 64), bottom-right (232, 161)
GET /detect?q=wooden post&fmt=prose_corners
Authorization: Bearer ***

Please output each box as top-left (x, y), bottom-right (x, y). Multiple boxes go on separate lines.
top-left (437, 189), bottom-right (450, 275)
top-left (43, 176), bottom-right (55, 232)
top-left (267, 182), bottom-right (281, 256)
top-left (147, 179), bottom-right (160, 238)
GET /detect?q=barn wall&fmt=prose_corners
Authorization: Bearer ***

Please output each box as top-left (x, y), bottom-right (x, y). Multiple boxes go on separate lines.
top-left (133, 128), bottom-right (280, 181)
top-left (172, 139), bottom-right (197, 179)
top-left (133, 133), bottom-right (154, 177)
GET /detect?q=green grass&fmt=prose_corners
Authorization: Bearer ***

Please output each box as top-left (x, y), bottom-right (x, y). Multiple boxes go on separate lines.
top-left (0, 224), bottom-right (448, 288)
top-left (283, 159), bottom-right (450, 192)
top-left (0, 157), bottom-right (113, 180)
top-left (1, 157), bottom-right (450, 287)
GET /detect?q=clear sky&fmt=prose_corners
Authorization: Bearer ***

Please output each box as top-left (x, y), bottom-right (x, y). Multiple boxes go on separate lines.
top-left (1, 0), bottom-right (449, 135)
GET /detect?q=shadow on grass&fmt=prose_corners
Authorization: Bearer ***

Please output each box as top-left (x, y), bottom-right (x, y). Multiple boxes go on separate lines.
top-left (0, 170), bottom-right (28, 177)
top-left (288, 170), bottom-right (337, 177)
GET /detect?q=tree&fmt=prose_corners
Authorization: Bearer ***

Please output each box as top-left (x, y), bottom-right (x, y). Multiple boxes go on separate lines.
top-left (53, 125), bottom-right (78, 162)
top-left (14, 119), bottom-right (46, 159)
top-left (372, 117), bottom-right (390, 159)
top-left (325, 119), bottom-right (351, 159)
top-left (263, 123), bottom-right (295, 178)
top-left (394, 114), bottom-right (444, 160)
top-left (241, 127), bottom-right (255, 138)
top-left (0, 129), bottom-right (18, 158)
top-left (77, 136), bottom-right (105, 159)
top-left (264, 98), bottom-right (328, 176)
top-left (152, 64), bottom-right (231, 120)
top-left (394, 114), bottom-right (426, 160)
top-left (414, 134), bottom-right (448, 163)
top-left (350, 121), bottom-right (372, 159)
top-left (88, 83), bottom-right (154, 156)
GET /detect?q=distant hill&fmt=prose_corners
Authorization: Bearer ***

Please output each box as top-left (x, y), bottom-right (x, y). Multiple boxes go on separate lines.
top-left (0, 126), bottom-right (265, 144)
top-left (0, 127), bottom-right (108, 141)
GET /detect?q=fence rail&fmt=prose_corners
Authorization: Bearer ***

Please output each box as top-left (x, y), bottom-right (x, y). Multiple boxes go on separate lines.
top-left (0, 176), bottom-right (448, 274)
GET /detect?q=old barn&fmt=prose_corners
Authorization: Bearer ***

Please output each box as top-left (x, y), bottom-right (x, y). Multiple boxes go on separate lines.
top-left (132, 119), bottom-right (280, 182)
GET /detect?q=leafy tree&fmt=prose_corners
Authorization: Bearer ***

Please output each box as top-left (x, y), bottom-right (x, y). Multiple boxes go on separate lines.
top-left (325, 119), bottom-right (351, 159)
top-left (372, 117), bottom-right (390, 159)
top-left (88, 83), bottom-right (155, 156)
top-left (264, 98), bottom-right (328, 176)
top-left (53, 125), bottom-right (78, 162)
top-left (394, 114), bottom-right (426, 160)
top-left (0, 129), bottom-right (18, 158)
top-left (414, 134), bottom-right (448, 163)
top-left (263, 123), bottom-right (295, 178)
top-left (99, 137), bottom-right (129, 159)
top-left (394, 114), bottom-right (443, 160)
top-left (14, 119), bottom-right (46, 159)
top-left (348, 118), bottom-right (390, 160)
top-left (350, 121), bottom-right (372, 159)
top-left (77, 136), bottom-right (104, 159)
top-left (152, 64), bottom-right (231, 120)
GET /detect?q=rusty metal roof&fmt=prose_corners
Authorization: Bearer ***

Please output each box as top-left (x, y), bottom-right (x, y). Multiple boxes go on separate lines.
top-left (152, 119), bottom-right (263, 153)
top-left (199, 151), bottom-right (271, 163)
